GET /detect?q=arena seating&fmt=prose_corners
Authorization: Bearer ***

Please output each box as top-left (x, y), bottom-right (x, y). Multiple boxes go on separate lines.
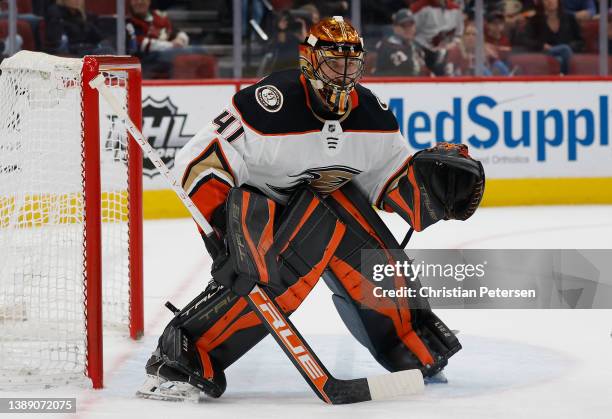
top-left (508, 53), bottom-right (561, 75)
top-left (172, 53), bottom-right (218, 78)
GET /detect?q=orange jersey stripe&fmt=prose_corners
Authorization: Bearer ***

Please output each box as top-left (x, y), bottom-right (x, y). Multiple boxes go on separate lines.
top-left (375, 155), bottom-right (411, 209)
top-left (190, 178), bottom-right (231, 222)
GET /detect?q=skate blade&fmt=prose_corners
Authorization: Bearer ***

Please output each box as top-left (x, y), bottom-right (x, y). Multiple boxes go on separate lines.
top-left (424, 370), bottom-right (448, 384)
top-left (136, 375), bottom-right (202, 402)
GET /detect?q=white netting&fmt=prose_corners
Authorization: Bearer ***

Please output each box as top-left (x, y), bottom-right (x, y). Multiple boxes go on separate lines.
top-left (99, 71), bottom-right (131, 330)
top-left (0, 52), bottom-right (134, 387)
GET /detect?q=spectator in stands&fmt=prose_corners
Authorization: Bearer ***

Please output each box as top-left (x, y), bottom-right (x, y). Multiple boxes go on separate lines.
top-left (562, 0), bottom-right (596, 21)
top-left (374, 9), bottom-right (425, 76)
top-left (244, 0), bottom-right (266, 35)
top-left (294, 0), bottom-right (348, 17)
top-left (495, 1), bottom-right (536, 50)
top-left (45, 0), bottom-right (113, 56)
top-left (412, 0), bottom-right (464, 76)
top-left (362, 0), bottom-right (409, 25)
top-left (127, 0), bottom-right (189, 78)
top-left (281, 3), bottom-right (321, 29)
top-left (32, 0), bottom-right (51, 16)
top-left (444, 20), bottom-right (478, 75)
top-left (128, 0), bottom-right (189, 55)
top-left (484, 9), bottom-right (514, 75)
top-left (445, 18), bottom-right (512, 76)
top-left (521, 0), bottom-right (583, 74)
top-left (298, 4), bottom-right (321, 25)
top-left (269, 9), bottom-right (309, 72)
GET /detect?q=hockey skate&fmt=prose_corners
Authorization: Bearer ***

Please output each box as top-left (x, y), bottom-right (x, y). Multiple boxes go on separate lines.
top-left (137, 374), bottom-right (202, 403)
top-left (137, 280), bottom-right (228, 402)
top-left (136, 349), bottom-right (226, 402)
top-left (422, 330), bottom-right (460, 384)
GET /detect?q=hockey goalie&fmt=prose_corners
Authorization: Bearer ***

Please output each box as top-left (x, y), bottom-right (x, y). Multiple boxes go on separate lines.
top-left (138, 16), bottom-right (485, 402)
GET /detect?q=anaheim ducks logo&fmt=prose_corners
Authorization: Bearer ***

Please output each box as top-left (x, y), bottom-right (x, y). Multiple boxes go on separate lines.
top-left (267, 165), bottom-right (362, 196)
top-left (255, 85), bottom-right (283, 112)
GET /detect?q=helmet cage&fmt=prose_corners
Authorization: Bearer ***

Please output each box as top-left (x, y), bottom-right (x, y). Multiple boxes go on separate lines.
top-left (312, 43), bottom-right (365, 94)
top-left (298, 16), bottom-right (365, 114)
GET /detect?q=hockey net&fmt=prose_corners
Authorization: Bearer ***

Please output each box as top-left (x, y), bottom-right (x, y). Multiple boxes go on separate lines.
top-left (0, 52), bottom-right (143, 388)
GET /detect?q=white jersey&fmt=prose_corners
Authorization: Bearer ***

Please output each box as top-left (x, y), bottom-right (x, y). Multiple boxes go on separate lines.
top-left (175, 70), bottom-right (411, 214)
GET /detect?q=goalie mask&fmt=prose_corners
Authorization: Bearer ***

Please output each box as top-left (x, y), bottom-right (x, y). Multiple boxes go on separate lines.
top-left (299, 16), bottom-right (365, 115)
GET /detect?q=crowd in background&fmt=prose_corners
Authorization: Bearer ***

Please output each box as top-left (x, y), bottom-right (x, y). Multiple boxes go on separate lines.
top-left (0, 0), bottom-right (610, 78)
top-left (370, 0), bottom-right (609, 76)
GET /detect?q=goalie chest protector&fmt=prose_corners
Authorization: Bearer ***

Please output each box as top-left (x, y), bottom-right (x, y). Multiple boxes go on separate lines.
top-left (225, 69), bottom-right (411, 205)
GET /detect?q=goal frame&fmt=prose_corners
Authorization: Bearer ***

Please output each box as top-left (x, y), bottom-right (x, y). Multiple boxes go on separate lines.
top-left (81, 56), bottom-right (143, 389)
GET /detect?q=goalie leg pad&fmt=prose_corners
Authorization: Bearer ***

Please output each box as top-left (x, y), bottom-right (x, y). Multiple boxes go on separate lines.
top-left (152, 187), bottom-right (346, 389)
top-left (217, 186), bottom-right (345, 296)
top-left (323, 182), bottom-right (461, 377)
top-left (149, 284), bottom-right (229, 398)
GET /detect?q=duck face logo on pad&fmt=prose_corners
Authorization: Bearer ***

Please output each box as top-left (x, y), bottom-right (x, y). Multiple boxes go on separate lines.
top-left (255, 85), bottom-right (283, 112)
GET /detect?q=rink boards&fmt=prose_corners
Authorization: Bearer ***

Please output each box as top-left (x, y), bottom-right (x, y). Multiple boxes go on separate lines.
top-left (136, 76), bottom-right (612, 218)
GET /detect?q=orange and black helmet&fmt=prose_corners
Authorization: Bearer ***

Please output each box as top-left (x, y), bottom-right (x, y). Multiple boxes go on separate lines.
top-left (299, 16), bottom-right (365, 115)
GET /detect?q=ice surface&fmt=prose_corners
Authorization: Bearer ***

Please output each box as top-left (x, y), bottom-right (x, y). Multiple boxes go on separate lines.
top-left (1, 205), bottom-right (611, 418)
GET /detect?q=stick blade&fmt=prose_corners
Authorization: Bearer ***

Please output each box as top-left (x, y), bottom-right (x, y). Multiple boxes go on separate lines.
top-left (367, 369), bottom-right (424, 401)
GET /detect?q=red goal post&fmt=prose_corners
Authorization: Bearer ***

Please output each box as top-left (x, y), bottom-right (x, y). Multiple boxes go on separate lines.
top-left (0, 53), bottom-right (143, 389)
top-left (82, 56), bottom-right (144, 388)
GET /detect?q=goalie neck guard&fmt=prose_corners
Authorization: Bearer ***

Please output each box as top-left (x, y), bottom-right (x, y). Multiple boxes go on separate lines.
top-left (299, 16), bottom-right (365, 115)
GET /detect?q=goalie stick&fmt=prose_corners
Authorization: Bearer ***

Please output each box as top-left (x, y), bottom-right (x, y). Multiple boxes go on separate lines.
top-left (90, 74), bottom-right (424, 404)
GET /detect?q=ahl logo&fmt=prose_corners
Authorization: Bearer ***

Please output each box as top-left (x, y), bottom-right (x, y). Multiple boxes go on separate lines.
top-left (141, 96), bottom-right (194, 178)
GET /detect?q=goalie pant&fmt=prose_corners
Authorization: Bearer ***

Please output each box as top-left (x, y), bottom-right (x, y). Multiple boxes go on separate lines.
top-left (156, 182), bottom-right (461, 394)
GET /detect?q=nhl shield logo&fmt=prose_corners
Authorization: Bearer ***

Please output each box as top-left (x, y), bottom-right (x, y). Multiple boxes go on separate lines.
top-left (141, 96), bottom-right (194, 178)
top-left (255, 85), bottom-right (283, 112)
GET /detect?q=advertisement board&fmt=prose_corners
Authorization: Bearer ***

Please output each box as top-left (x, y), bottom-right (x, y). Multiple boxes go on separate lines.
top-left (141, 83), bottom-right (237, 190)
top-left (367, 80), bottom-right (612, 178)
top-left (141, 78), bottom-right (612, 217)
